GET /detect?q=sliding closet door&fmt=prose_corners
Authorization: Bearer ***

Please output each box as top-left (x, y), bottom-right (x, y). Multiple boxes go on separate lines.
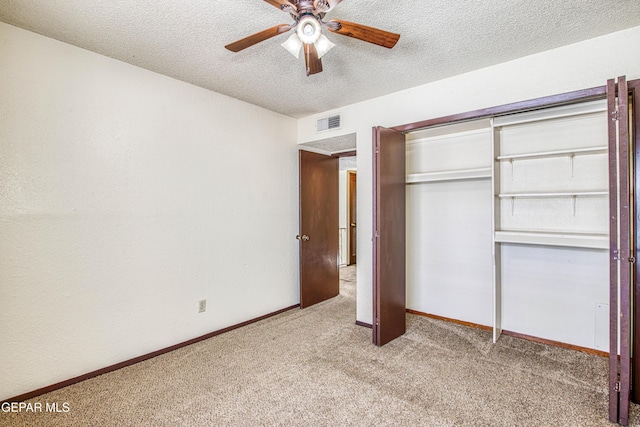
top-left (608, 76), bottom-right (632, 426)
top-left (373, 126), bottom-right (406, 346)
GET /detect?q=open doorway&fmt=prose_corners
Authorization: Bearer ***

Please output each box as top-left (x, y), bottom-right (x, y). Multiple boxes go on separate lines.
top-left (339, 158), bottom-right (357, 307)
top-left (339, 157), bottom-right (357, 267)
top-left (348, 170), bottom-right (357, 266)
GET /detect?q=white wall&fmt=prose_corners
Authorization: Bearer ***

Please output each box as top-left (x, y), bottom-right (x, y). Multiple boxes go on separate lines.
top-left (298, 26), bottom-right (640, 325)
top-left (0, 22), bottom-right (298, 400)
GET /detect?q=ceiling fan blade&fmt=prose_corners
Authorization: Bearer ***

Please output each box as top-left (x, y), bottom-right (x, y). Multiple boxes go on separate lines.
top-left (263, 0), bottom-right (293, 10)
top-left (225, 25), bottom-right (291, 52)
top-left (327, 19), bottom-right (400, 49)
top-left (304, 43), bottom-right (323, 76)
top-left (314, 0), bottom-right (343, 13)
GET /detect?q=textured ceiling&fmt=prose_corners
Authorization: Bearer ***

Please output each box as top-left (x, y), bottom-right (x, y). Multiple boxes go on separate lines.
top-left (1, 1), bottom-right (639, 118)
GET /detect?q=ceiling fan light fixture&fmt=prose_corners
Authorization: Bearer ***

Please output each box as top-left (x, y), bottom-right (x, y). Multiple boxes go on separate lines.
top-left (315, 34), bottom-right (335, 59)
top-left (296, 15), bottom-right (321, 45)
top-left (281, 33), bottom-right (303, 58)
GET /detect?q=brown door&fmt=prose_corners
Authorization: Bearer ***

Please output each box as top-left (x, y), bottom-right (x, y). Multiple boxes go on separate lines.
top-left (299, 150), bottom-right (339, 308)
top-left (348, 170), bottom-right (357, 265)
top-left (372, 126), bottom-right (406, 346)
top-left (609, 76), bottom-right (633, 426)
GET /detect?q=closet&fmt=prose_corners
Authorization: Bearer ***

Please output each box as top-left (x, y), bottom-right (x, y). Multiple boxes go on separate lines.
top-left (405, 101), bottom-right (609, 352)
top-left (372, 77), bottom-right (635, 425)
top-left (406, 120), bottom-right (493, 328)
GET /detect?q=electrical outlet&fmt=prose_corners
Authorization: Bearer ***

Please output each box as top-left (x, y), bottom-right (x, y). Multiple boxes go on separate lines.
top-left (198, 299), bottom-right (206, 313)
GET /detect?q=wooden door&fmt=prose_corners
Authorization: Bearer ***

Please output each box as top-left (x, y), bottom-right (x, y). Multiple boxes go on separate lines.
top-left (299, 150), bottom-right (339, 308)
top-left (348, 171), bottom-right (357, 265)
top-left (631, 79), bottom-right (640, 408)
top-left (373, 126), bottom-right (406, 346)
top-left (608, 76), bottom-right (632, 426)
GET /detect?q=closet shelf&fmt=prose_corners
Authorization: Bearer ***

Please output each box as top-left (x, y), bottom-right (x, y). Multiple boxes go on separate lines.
top-left (495, 230), bottom-right (608, 249)
top-left (406, 167), bottom-right (491, 184)
top-left (498, 191), bottom-right (607, 198)
top-left (496, 146), bottom-right (607, 161)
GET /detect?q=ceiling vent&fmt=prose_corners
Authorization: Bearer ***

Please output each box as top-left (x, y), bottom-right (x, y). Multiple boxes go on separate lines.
top-left (316, 114), bottom-right (341, 132)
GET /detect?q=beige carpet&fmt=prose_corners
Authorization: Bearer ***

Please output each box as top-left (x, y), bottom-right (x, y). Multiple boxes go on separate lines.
top-left (2, 265), bottom-right (639, 426)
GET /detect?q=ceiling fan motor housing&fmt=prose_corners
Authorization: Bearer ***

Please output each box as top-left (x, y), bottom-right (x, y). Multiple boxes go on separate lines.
top-left (294, 0), bottom-right (316, 13)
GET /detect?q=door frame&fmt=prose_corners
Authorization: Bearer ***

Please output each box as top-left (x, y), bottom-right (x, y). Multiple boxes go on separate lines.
top-left (347, 170), bottom-right (357, 266)
top-left (297, 148), bottom-right (359, 310)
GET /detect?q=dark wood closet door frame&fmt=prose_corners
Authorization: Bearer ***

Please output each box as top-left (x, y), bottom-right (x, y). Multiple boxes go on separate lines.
top-left (392, 86), bottom-right (606, 132)
top-left (348, 170), bottom-right (357, 266)
top-left (373, 80), bottom-right (639, 425)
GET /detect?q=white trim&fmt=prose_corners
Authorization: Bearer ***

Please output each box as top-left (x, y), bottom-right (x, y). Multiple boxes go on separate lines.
top-left (498, 191), bottom-right (607, 198)
top-left (493, 100), bottom-right (606, 127)
top-left (496, 146), bottom-right (607, 161)
top-left (406, 127), bottom-right (492, 145)
top-left (495, 230), bottom-right (608, 249)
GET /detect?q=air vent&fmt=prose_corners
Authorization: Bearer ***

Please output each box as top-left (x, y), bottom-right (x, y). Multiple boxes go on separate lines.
top-left (316, 114), bottom-right (341, 132)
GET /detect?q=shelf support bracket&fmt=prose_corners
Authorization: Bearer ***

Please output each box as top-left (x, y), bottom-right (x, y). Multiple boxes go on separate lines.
top-left (569, 154), bottom-right (575, 178)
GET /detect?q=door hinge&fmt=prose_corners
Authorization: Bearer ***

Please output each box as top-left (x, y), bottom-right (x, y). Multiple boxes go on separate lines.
top-left (611, 109), bottom-right (619, 121)
top-left (615, 381), bottom-right (620, 392)
top-left (375, 318), bottom-right (379, 326)
top-left (613, 250), bottom-right (619, 261)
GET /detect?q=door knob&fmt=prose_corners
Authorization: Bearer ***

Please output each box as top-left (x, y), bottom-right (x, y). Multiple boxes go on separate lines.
top-left (296, 234), bottom-right (310, 241)
top-left (351, 223), bottom-right (356, 227)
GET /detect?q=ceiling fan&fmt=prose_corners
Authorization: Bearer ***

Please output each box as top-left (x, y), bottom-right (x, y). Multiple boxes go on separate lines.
top-left (224, 0), bottom-right (400, 76)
